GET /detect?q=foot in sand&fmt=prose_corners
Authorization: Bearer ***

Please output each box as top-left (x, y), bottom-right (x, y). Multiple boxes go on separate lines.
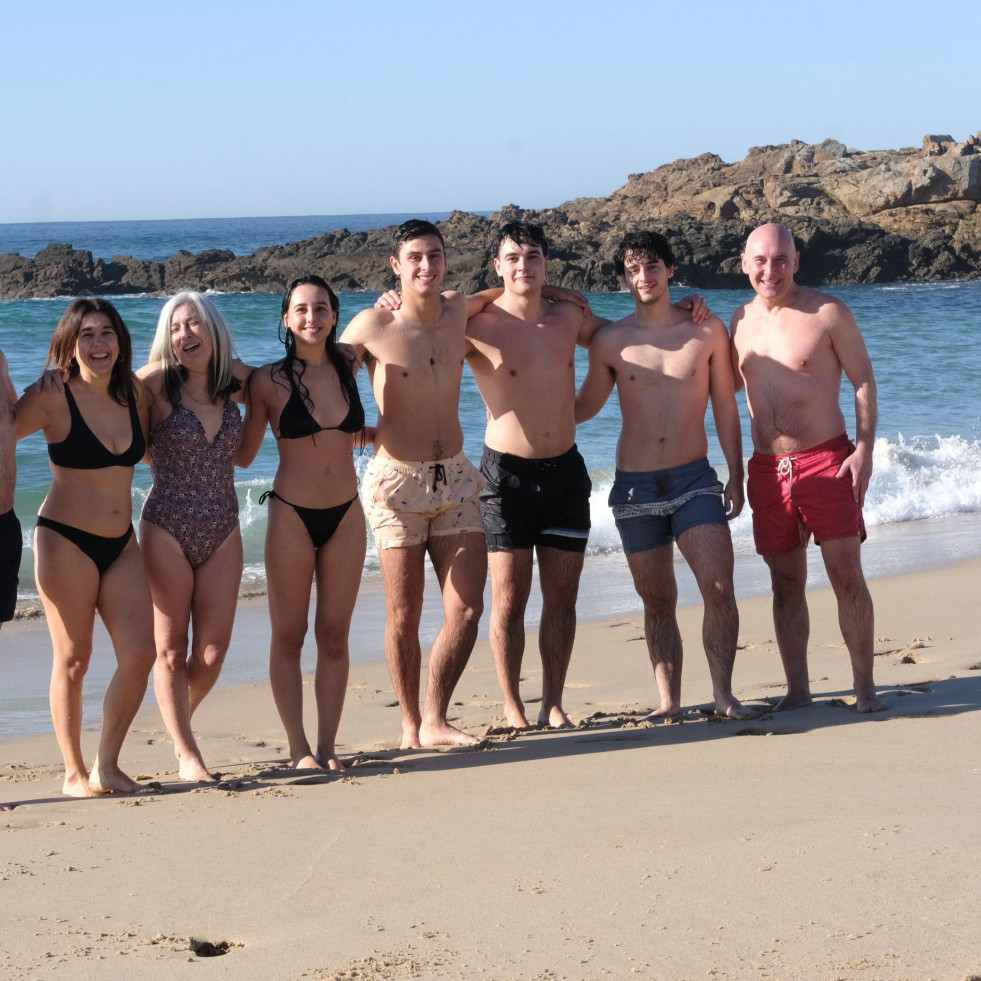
top-left (503, 701), bottom-right (530, 729)
top-left (1, 803), bottom-right (15, 811)
top-left (714, 694), bottom-right (753, 720)
top-left (773, 691), bottom-right (814, 712)
top-left (291, 754), bottom-right (324, 770)
top-left (538, 705), bottom-right (574, 729)
top-left (417, 719), bottom-right (479, 748)
top-left (318, 753), bottom-right (347, 773)
top-left (642, 702), bottom-right (685, 721)
top-left (88, 760), bottom-right (144, 796)
top-left (856, 689), bottom-right (888, 714)
top-left (177, 753), bottom-right (216, 783)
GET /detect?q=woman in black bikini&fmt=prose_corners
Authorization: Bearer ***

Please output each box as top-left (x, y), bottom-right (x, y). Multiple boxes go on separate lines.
top-left (239, 276), bottom-right (366, 771)
top-left (16, 299), bottom-right (155, 798)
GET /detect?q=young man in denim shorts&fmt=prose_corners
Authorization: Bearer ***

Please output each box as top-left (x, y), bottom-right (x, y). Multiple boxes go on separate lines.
top-left (731, 223), bottom-right (885, 714)
top-left (576, 231), bottom-right (749, 719)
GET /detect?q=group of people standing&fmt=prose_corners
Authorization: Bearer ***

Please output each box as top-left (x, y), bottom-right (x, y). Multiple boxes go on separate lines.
top-left (0, 216), bottom-right (886, 801)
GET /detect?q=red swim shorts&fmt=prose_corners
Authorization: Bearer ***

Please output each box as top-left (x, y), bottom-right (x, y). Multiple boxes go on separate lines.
top-left (747, 433), bottom-right (867, 557)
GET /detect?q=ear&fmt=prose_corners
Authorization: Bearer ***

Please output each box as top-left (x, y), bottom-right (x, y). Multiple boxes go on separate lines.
top-left (493, 255), bottom-right (502, 278)
top-left (389, 255), bottom-right (401, 278)
top-left (793, 252), bottom-right (801, 273)
top-left (667, 265), bottom-right (675, 281)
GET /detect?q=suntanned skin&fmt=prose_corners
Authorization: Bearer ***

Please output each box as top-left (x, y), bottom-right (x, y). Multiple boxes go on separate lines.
top-left (575, 249), bottom-right (749, 719)
top-left (466, 237), bottom-right (604, 728)
top-left (730, 222), bottom-right (886, 714)
top-left (340, 235), bottom-right (486, 749)
top-left (16, 313), bottom-right (156, 797)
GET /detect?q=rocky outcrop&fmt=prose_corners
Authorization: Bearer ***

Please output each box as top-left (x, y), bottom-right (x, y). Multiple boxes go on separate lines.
top-left (3, 132), bottom-right (979, 298)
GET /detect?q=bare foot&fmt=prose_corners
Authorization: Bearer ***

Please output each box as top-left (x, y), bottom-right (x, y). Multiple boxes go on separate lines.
top-left (642, 703), bottom-right (684, 720)
top-left (538, 705), bottom-right (573, 729)
top-left (418, 719), bottom-right (479, 747)
top-left (714, 695), bottom-right (753, 720)
top-left (0, 803), bottom-right (14, 811)
top-left (290, 754), bottom-right (324, 770)
top-left (400, 727), bottom-right (422, 750)
top-left (503, 701), bottom-right (530, 729)
top-left (318, 752), bottom-right (347, 773)
top-left (856, 689), bottom-right (888, 714)
top-left (88, 761), bottom-right (144, 795)
top-left (773, 691), bottom-right (814, 712)
top-left (177, 754), bottom-right (216, 783)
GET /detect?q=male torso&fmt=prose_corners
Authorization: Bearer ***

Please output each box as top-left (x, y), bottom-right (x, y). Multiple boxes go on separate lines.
top-left (466, 299), bottom-right (584, 458)
top-left (732, 287), bottom-right (848, 455)
top-left (601, 310), bottom-right (720, 471)
top-left (359, 293), bottom-right (470, 462)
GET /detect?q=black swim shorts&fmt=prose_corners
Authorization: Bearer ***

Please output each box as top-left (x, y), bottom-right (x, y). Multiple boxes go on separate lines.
top-left (479, 444), bottom-right (591, 553)
top-left (0, 509), bottom-right (22, 622)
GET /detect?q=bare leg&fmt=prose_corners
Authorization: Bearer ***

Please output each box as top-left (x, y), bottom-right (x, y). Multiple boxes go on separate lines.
top-left (625, 545), bottom-right (684, 716)
top-left (676, 524), bottom-right (748, 718)
top-left (311, 502), bottom-right (366, 770)
top-left (265, 498), bottom-right (320, 769)
top-left (764, 547), bottom-right (813, 710)
top-left (420, 532), bottom-right (486, 746)
top-left (377, 543), bottom-right (426, 748)
top-left (487, 549), bottom-right (534, 727)
top-left (821, 537), bottom-right (886, 713)
top-left (35, 526), bottom-right (102, 797)
top-left (535, 545), bottom-right (584, 727)
top-left (89, 541), bottom-right (156, 794)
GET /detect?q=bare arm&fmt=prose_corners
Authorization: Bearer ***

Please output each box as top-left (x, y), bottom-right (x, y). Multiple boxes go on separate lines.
top-left (728, 311), bottom-right (746, 393)
top-left (14, 388), bottom-right (53, 441)
top-left (574, 333), bottom-right (616, 424)
top-left (831, 305), bottom-right (877, 504)
top-left (707, 323), bottom-right (745, 519)
top-left (236, 370), bottom-right (271, 468)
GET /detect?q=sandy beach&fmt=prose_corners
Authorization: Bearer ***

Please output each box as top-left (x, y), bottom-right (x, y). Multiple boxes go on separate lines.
top-left (1, 559), bottom-right (979, 980)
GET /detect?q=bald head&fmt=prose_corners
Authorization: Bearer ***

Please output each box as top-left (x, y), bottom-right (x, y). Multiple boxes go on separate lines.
top-left (744, 222), bottom-right (796, 256)
top-left (741, 223), bottom-right (800, 300)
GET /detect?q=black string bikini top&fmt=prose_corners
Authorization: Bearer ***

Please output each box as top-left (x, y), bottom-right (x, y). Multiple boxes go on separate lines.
top-left (276, 370), bottom-right (365, 440)
top-left (47, 386), bottom-right (146, 469)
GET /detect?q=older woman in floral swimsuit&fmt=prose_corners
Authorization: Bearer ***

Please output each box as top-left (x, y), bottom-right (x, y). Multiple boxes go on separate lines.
top-left (139, 293), bottom-right (252, 782)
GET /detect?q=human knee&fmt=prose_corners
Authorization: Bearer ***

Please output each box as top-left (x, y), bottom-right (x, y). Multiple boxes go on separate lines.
top-left (700, 574), bottom-right (736, 610)
top-left (446, 592), bottom-right (483, 631)
top-left (156, 640), bottom-right (190, 672)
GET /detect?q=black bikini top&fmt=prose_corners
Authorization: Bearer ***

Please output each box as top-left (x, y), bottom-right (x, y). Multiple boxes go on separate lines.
top-left (47, 386), bottom-right (146, 470)
top-left (276, 372), bottom-right (365, 440)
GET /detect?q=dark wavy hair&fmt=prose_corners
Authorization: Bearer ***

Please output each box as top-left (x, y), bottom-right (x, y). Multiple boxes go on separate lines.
top-left (45, 298), bottom-right (135, 405)
top-left (613, 231), bottom-right (676, 278)
top-left (493, 220), bottom-right (549, 258)
top-left (392, 219), bottom-right (444, 257)
top-left (271, 275), bottom-right (364, 440)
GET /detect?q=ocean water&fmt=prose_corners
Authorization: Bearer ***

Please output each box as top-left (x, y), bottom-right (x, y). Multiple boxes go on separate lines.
top-left (1, 215), bottom-right (980, 739)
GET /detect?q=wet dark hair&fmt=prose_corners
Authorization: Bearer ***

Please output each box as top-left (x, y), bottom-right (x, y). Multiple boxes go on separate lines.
top-left (271, 275), bottom-right (363, 441)
top-left (613, 231), bottom-right (676, 278)
top-left (493, 220), bottom-right (549, 258)
top-left (392, 219), bottom-right (444, 256)
top-left (45, 298), bottom-right (135, 405)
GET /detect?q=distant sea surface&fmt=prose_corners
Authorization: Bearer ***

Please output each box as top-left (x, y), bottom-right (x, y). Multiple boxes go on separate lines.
top-left (2, 214), bottom-right (980, 739)
top-left (0, 212), bottom-right (479, 262)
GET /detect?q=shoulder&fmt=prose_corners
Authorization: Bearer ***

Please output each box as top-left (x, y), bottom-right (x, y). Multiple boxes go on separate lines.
top-left (136, 361), bottom-right (166, 394)
top-left (342, 306), bottom-right (391, 340)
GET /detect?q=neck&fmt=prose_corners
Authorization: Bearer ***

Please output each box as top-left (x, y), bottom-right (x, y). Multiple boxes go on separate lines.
top-left (400, 288), bottom-right (442, 325)
top-left (499, 289), bottom-right (545, 321)
top-left (631, 292), bottom-right (677, 327)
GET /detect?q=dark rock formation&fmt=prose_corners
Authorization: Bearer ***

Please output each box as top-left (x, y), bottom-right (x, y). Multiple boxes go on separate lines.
top-left (3, 132), bottom-right (979, 299)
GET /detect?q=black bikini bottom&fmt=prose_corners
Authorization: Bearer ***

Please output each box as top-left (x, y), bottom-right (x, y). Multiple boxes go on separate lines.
top-left (259, 492), bottom-right (356, 550)
top-left (36, 516), bottom-right (134, 576)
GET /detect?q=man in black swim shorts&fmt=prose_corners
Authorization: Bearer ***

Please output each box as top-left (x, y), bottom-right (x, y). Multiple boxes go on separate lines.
top-left (576, 231), bottom-right (750, 720)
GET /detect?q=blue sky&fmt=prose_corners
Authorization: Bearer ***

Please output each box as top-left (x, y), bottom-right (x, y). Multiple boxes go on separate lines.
top-left (3, 0), bottom-right (978, 224)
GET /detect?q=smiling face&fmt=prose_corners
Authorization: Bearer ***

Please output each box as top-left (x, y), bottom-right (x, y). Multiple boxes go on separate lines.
top-left (283, 282), bottom-right (337, 349)
top-left (74, 312), bottom-right (119, 376)
top-left (169, 302), bottom-right (214, 371)
top-left (494, 238), bottom-right (548, 295)
top-left (742, 224), bottom-right (800, 302)
top-left (390, 235), bottom-right (446, 295)
top-left (620, 250), bottom-right (674, 306)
